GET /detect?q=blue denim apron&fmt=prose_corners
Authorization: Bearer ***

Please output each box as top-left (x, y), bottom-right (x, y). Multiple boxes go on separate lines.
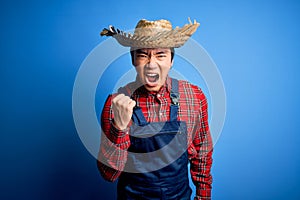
top-left (117, 79), bottom-right (191, 200)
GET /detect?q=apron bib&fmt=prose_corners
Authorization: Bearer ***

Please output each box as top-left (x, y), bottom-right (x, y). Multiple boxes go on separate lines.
top-left (117, 79), bottom-right (191, 200)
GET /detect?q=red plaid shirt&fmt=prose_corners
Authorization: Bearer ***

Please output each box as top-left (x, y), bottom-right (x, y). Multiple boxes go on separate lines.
top-left (98, 76), bottom-right (213, 200)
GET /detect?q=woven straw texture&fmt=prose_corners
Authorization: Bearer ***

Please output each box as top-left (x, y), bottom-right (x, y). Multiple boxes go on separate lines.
top-left (100, 18), bottom-right (200, 48)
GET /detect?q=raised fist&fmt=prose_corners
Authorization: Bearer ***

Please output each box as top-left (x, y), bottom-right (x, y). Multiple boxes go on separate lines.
top-left (112, 94), bottom-right (136, 130)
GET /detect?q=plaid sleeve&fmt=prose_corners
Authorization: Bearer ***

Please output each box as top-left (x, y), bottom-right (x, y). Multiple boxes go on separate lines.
top-left (190, 87), bottom-right (213, 200)
top-left (97, 95), bottom-right (131, 182)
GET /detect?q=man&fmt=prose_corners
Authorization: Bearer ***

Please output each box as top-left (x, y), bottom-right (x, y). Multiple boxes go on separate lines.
top-left (98, 18), bottom-right (213, 200)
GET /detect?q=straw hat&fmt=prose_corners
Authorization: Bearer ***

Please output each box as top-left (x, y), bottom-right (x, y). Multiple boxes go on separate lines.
top-left (100, 18), bottom-right (200, 48)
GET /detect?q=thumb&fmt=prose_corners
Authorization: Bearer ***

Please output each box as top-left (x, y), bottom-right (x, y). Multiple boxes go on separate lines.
top-left (129, 100), bottom-right (136, 109)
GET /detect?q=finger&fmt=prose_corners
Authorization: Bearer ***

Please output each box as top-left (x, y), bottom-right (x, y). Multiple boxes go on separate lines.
top-left (112, 94), bottom-right (125, 105)
top-left (116, 95), bottom-right (131, 106)
top-left (128, 100), bottom-right (136, 109)
top-left (125, 101), bottom-right (136, 113)
top-left (117, 97), bottom-right (135, 112)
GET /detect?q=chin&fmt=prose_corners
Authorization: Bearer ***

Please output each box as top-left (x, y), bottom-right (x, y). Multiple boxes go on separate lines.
top-left (144, 84), bottom-right (162, 92)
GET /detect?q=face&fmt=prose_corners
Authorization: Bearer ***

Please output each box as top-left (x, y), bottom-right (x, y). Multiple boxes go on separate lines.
top-left (133, 48), bottom-right (173, 92)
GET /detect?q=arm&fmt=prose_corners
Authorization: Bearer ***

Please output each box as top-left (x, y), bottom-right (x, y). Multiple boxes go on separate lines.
top-left (190, 89), bottom-right (213, 200)
top-left (97, 94), bottom-right (135, 182)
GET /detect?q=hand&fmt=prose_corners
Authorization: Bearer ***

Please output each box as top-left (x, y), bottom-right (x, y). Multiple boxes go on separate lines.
top-left (112, 94), bottom-right (136, 130)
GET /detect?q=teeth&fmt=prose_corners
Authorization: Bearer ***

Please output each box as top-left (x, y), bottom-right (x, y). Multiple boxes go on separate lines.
top-left (147, 73), bottom-right (157, 77)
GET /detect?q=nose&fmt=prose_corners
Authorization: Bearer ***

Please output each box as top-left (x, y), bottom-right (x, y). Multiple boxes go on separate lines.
top-left (146, 55), bottom-right (157, 68)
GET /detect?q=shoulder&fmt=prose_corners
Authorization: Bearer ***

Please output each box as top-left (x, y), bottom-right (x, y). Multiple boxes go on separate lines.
top-left (115, 81), bottom-right (137, 96)
top-left (102, 81), bottom-right (136, 111)
top-left (177, 79), bottom-right (208, 107)
top-left (178, 80), bottom-right (206, 98)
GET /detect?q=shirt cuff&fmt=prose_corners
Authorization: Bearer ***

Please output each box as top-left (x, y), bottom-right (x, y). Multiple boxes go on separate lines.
top-left (194, 196), bottom-right (211, 200)
top-left (108, 121), bottom-right (130, 145)
top-left (194, 188), bottom-right (212, 200)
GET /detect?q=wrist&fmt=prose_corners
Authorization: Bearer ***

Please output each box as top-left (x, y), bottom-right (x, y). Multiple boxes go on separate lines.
top-left (111, 120), bottom-right (130, 136)
top-left (112, 120), bottom-right (128, 131)
top-left (112, 120), bottom-right (127, 132)
top-left (108, 122), bottom-right (130, 146)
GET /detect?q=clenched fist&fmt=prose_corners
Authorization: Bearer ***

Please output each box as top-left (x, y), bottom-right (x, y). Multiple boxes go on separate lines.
top-left (112, 94), bottom-right (136, 130)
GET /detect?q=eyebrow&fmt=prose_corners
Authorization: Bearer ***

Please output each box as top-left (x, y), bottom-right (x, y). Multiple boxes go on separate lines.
top-left (135, 49), bottom-right (169, 55)
top-left (155, 51), bottom-right (168, 55)
top-left (136, 49), bottom-right (148, 54)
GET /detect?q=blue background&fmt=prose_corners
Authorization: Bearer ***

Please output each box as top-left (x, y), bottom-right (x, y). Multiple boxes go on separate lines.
top-left (1, 0), bottom-right (300, 199)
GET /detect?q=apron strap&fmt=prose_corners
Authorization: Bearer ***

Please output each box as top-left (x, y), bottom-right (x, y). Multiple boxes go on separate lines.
top-left (118, 79), bottom-right (180, 125)
top-left (170, 79), bottom-right (179, 121)
top-left (132, 106), bottom-right (148, 126)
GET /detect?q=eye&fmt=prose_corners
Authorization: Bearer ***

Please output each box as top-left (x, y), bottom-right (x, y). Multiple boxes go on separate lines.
top-left (156, 54), bottom-right (166, 59)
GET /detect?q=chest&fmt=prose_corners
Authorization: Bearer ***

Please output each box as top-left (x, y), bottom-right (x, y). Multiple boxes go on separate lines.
top-left (135, 94), bottom-right (200, 133)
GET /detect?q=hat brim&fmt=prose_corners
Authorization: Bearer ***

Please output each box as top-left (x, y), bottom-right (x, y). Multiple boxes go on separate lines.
top-left (100, 19), bottom-right (200, 48)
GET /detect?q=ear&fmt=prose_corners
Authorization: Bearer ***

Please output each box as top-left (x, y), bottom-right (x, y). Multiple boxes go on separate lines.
top-left (130, 50), bottom-right (135, 66)
top-left (170, 59), bottom-right (174, 68)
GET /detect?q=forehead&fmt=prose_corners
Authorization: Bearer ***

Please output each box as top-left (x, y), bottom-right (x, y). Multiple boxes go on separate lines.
top-left (135, 48), bottom-right (172, 54)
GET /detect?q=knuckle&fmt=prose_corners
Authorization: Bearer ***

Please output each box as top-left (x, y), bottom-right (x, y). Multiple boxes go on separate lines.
top-left (115, 101), bottom-right (122, 108)
top-left (114, 100), bottom-right (118, 105)
top-left (123, 96), bottom-right (129, 101)
top-left (121, 104), bottom-right (126, 110)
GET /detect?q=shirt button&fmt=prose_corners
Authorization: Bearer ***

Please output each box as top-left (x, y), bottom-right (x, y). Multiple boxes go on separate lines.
top-left (159, 112), bottom-right (163, 116)
top-left (157, 94), bottom-right (161, 98)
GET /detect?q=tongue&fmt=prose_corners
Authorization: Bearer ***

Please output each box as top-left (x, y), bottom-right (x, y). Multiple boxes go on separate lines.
top-left (148, 75), bottom-right (157, 83)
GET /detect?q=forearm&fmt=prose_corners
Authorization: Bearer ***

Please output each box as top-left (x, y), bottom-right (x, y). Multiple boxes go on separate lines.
top-left (97, 133), bottom-right (130, 181)
top-left (190, 125), bottom-right (213, 199)
top-left (190, 149), bottom-right (213, 200)
top-left (97, 124), bottom-right (130, 182)
top-left (190, 127), bottom-right (213, 199)
top-left (98, 94), bottom-right (131, 181)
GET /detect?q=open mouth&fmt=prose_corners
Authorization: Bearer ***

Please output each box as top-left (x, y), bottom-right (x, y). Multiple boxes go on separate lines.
top-left (146, 73), bottom-right (159, 83)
